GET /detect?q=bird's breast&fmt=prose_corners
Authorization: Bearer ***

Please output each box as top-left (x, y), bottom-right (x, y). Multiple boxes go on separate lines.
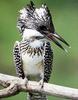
top-left (22, 52), bottom-right (44, 76)
top-left (20, 40), bottom-right (44, 76)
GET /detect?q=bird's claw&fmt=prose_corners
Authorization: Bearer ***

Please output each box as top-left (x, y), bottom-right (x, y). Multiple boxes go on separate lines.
top-left (39, 79), bottom-right (44, 89)
top-left (23, 77), bottom-right (28, 88)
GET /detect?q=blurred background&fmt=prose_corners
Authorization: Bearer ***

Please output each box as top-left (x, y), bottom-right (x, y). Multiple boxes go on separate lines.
top-left (0, 0), bottom-right (78, 100)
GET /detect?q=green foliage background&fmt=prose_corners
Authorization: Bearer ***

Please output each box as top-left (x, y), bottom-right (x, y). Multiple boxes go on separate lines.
top-left (0, 0), bottom-right (78, 100)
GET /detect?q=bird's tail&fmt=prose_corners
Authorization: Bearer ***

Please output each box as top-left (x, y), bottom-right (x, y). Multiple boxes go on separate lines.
top-left (27, 92), bottom-right (47, 100)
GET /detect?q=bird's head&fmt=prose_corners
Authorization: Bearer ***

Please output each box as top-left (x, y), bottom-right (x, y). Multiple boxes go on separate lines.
top-left (17, 1), bottom-right (70, 51)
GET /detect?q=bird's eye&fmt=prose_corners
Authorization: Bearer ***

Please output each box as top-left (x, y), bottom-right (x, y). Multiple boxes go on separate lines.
top-left (39, 25), bottom-right (46, 31)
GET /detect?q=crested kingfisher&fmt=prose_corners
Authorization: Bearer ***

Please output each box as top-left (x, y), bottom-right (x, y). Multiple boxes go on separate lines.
top-left (13, 1), bottom-right (70, 100)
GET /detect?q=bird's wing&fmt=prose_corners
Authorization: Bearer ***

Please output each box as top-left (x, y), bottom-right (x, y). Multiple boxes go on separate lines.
top-left (44, 42), bottom-right (53, 82)
top-left (13, 41), bottom-right (25, 79)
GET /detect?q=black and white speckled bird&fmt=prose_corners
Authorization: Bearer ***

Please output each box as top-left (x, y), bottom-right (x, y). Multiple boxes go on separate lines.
top-left (13, 1), bottom-right (70, 100)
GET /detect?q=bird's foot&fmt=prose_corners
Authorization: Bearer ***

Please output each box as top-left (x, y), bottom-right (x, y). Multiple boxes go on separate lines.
top-left (23, 77), bottom-right (28, 88)
top-left (39, 79), bottom-right (44, 89)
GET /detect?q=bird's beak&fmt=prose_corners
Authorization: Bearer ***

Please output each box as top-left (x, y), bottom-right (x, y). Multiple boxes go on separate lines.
top-left (45, 32), bottom-right (70, 51)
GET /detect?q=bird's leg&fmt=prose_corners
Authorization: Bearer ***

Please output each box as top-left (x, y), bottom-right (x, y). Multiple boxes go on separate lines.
top-left (39, 73), bottom-right (44, 88)
top-left (39, 79), bottom-right (44, 88)
top-left (23, 77), bottom-right (29, 88)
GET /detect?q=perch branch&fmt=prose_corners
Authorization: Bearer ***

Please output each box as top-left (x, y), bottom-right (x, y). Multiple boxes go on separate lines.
top-left (0, 73), bottom-right (78, 99)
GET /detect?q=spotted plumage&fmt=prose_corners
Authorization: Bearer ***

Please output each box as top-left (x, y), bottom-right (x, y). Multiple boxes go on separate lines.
top-left (13, 1), bottom-right (69, 100)
top-left (13, 41), bottom-right (25, 79)
top-left (44, 42), bottom-right (53, 82)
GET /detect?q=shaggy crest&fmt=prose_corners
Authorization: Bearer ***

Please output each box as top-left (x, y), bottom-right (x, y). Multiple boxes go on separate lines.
top-left (17, 1), bottom-right (54, 34)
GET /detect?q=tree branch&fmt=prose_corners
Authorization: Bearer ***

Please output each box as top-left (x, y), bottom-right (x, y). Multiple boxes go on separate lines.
top-left (0, 73), bottom-right (78, 99)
